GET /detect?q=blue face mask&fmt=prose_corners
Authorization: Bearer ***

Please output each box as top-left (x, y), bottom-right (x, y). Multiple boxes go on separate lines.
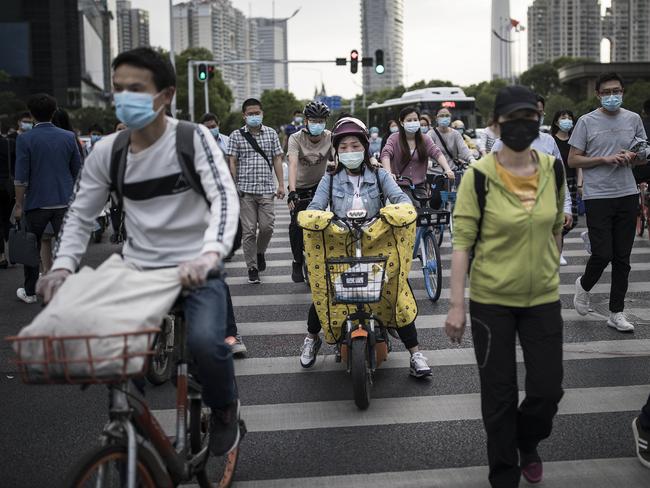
top-left (437, 117), bottom-right (451, 128)
top-left (403, 121), bottom-right (420, 134)
top-left (420, 126), bottom-right (430, 134)
top-left (91, 134), bottom-right (102, 144)
top-left (114, 91), bottom-right (162, 130)
top-left (20, 122), bottom-right (33, 131)
top-left (558, 119), bottom-right (573, 132)
top-left (601, 94), bottom-right (623, 112)
top-left (338, 151), bottom-right (365, 169)
top-left (294, 116), bottom-right (303, 125)
top-left (308, 122), bottom-right (325, 136)
top-left (210, 127), bottom-right (220, 138)
top-left (389, 126), bottom-right (399, 134)
top-left (246, 114), bottom-right (263, 127)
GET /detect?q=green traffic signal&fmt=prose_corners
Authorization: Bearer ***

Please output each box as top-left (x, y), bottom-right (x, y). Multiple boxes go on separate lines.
top-left (375, 49), bottom-right (385, 75)
top-left (197, 63), bottom-right (208, 82)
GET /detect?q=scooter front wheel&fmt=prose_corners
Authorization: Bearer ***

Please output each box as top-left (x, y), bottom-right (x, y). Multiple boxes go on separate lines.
top-left (351, 337), bottom-right (371, 410)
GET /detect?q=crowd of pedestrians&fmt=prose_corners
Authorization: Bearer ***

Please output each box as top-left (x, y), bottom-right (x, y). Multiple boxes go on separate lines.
top-left (1, 47), bottom-right (649, 487)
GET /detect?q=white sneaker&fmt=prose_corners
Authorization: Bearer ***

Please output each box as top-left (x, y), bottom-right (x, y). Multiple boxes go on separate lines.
top-left (580, 231), bottom-right (591, 255)
top-left (299, 336), bottom-right (322, 368)
top-left (409, 351), bottom-right (432, 378)
top-left (573, 276), bottom-right (590, 316)
top-left (607, 312), bottom-right (635, 332)
top-left (16, 288), bottom-right (37, 304)
top-left (559, 254), bottom-right (568, 266)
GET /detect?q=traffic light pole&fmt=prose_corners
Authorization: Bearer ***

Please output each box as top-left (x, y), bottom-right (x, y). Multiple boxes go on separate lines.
top-left (204, 79), bottom-right (209, 115)
top-left (187, 59), bottom-right (347, 121)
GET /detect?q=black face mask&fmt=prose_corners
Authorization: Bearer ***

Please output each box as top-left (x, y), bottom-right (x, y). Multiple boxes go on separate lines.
top-left (499, 119), bottom-right (539, 152)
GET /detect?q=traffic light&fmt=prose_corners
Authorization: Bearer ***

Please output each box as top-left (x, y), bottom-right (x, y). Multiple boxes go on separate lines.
top-left (375, 49), bottom-right (385, 74)
top-left (350, 49), bottom-right (359, 74)
top-left (197, 63), bottom-right (208, 82)
top-left (207, 65), bottom-right (215, 80)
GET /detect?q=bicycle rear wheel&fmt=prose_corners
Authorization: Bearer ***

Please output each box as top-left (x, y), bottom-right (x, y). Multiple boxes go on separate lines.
top-left (435, 225), bottom-right (444, 247)
top-left (191, 398), bottom-right (244, 488)
top-left (422, 231), bottom-right (442, 302)
top-left (63, 444), bottom-right (159, 488)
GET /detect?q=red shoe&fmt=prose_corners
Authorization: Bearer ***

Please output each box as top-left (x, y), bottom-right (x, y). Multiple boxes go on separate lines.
top-left (520, 449), bottom-right (543, 484)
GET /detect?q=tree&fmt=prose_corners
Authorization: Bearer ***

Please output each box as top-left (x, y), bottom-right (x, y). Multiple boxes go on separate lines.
top-left (259, 89), bottom-right (302, 131)
top-left (464, 79), bottom-right (508, 125)
top-left (519, 62), bottom-right (560, 97)
top-left (174, 47), bottom-right (234, 121)
top-left (69, 107), bottom-right (118, 134)
top-left (544, 94), bottom-right (578, 122)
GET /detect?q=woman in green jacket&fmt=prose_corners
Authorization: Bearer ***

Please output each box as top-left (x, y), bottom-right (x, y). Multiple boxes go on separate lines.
top-left (445, 85), bottom-right (566, 488)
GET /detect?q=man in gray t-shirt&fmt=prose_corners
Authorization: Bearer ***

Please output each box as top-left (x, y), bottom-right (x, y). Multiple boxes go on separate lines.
top-left (568, 72), bottom-right (648, 333)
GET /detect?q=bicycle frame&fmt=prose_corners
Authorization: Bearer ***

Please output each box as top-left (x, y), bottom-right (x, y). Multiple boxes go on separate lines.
top-left (100, 312), bottom-right (210, 488)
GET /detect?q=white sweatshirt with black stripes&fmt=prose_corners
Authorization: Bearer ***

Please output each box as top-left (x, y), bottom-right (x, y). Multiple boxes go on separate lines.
top-left (53, 117), bottom-right (240, 272)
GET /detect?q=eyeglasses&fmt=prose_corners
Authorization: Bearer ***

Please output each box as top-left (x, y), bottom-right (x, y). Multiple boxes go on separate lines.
top-left (599, 89), bottom-right (623, 96)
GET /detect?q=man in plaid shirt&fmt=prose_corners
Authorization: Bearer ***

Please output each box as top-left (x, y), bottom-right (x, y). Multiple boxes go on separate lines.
top-left (228, 98), bottom-right (284, 284)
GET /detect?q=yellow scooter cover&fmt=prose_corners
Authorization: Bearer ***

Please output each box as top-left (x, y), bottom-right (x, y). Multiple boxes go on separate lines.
top-left (298, 204), bottom-right (418, 344)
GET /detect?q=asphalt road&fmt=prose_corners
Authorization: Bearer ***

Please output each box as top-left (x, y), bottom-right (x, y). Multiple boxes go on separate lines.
top-left (1, 203), bottom-right (649, 487)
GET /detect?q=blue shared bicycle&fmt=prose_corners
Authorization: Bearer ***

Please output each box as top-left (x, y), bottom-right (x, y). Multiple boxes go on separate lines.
top-left (395, 176), bottom-right (450, 302)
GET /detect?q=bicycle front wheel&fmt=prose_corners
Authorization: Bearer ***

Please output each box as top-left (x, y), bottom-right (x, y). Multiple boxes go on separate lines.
top-left (63, 444), bottom-right (158, 488)
top-left (422, 231), bottom-right (442, 302)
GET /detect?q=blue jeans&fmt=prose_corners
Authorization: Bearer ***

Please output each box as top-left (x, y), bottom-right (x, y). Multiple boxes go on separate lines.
top-left (183, 277), bottom-right (236, 410)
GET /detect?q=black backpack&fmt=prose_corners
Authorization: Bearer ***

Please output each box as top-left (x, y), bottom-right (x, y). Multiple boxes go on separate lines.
top-left (470, 158), bottom-right (565, 266)
top-left (110, 120), bottom-right (208, 208)
top-left (109, 121), bottom-right (243, 252)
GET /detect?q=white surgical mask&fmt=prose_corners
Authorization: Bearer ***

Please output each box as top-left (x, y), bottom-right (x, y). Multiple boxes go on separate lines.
top-left (338, 151), bottom-right (365, 169)
top-left (403, 121), bottom-right (421, 134)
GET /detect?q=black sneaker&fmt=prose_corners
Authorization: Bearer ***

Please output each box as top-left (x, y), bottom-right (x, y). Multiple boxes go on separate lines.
top-left (209, 400), bottom-right (241, 456)
top-left (247, 267), bottom-right (261, 284)
top-left (257, 253), bottom-right (266, 272)
top-left (291, 261), bottom-right (304, 283)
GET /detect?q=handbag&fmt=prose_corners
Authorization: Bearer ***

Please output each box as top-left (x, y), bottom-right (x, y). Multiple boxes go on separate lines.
top-left (8, 220), bottom-right (40, 267)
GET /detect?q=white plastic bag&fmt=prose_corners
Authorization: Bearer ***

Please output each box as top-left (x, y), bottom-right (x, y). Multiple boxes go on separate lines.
top-left (14, 254), bottom-right (182, 379)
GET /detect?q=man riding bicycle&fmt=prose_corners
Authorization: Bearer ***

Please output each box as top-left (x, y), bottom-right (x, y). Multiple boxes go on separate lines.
top-left (36, 48), bottom-right (242, 457)
top-left (287, 100), bottom-right (334, 282)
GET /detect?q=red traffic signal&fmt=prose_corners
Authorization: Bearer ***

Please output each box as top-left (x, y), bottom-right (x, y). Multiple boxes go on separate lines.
top-left (350, 49), bottom-right (359, 74)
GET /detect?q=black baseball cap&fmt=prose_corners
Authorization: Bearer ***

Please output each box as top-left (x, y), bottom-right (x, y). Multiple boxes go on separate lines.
top-left (494, 85), bottom-right (539, 118)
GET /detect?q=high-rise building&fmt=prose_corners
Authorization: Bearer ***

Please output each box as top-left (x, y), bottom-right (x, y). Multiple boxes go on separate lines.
top-left (172, 0), bottom-right (260, 111)
top-left (604, 0), bottom-right (650, 62)
top-left (0, 0), bottom-right (112, 108)
top-left (491, 0), bottom-right (513, 80)
top-left (116, 0), bottom-right (150, 53)
top-left (361, 0), bottom-right (404, 93)
top-left (527, 0), bottom-right (602, 67)
top-left (251, 17), bottom-right (289, 93)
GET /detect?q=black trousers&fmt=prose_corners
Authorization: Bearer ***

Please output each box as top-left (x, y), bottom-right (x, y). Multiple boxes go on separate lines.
top-left (469, 300), bottom-right (564, 488)
top-left (0, 179), bottom-right (13, 254)
top-left (581, 194), bottom-right (638, 312)
top-left (23, 208), bottom-right (66, 295)
top-left (224, 282), bottom-right (237, 337)
top-left (306, 303), bottom-right (419, 349)
top-left (289, 186), bottom-right (318, 264)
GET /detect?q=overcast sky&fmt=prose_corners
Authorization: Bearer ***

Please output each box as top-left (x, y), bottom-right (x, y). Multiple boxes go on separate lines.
top-left (133, 0), bottom-right (611, 99)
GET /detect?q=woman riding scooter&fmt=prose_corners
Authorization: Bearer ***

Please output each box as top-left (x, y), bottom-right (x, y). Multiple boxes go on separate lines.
top-left (298, 117), bottom-right (433, 378)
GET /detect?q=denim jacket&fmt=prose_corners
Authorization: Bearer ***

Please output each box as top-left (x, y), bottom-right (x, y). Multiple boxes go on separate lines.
top-left (307, 165), bottom-right (412, 218)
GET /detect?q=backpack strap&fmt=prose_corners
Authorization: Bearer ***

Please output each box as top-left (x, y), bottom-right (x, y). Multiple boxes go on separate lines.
top-left (109, 129), bottom-right (131, 209)
top-left (473, 168), bottom-right (487, 244)
top-left (177, 120), bottom-right (209, 206)
top-left (374, 167), bottom-right (386, 207)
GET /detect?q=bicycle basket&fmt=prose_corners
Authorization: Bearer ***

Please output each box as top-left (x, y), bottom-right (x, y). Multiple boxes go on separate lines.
top-left (6, 329), bottom-right (159, 385)
top-left (416, 208), bottom-right (450, 228)
top-left (326, 256), bottom-right (387, 304)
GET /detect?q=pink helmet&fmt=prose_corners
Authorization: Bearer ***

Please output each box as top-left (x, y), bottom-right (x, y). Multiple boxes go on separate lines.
top-left (331, 116), bottom-right (369, 150)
